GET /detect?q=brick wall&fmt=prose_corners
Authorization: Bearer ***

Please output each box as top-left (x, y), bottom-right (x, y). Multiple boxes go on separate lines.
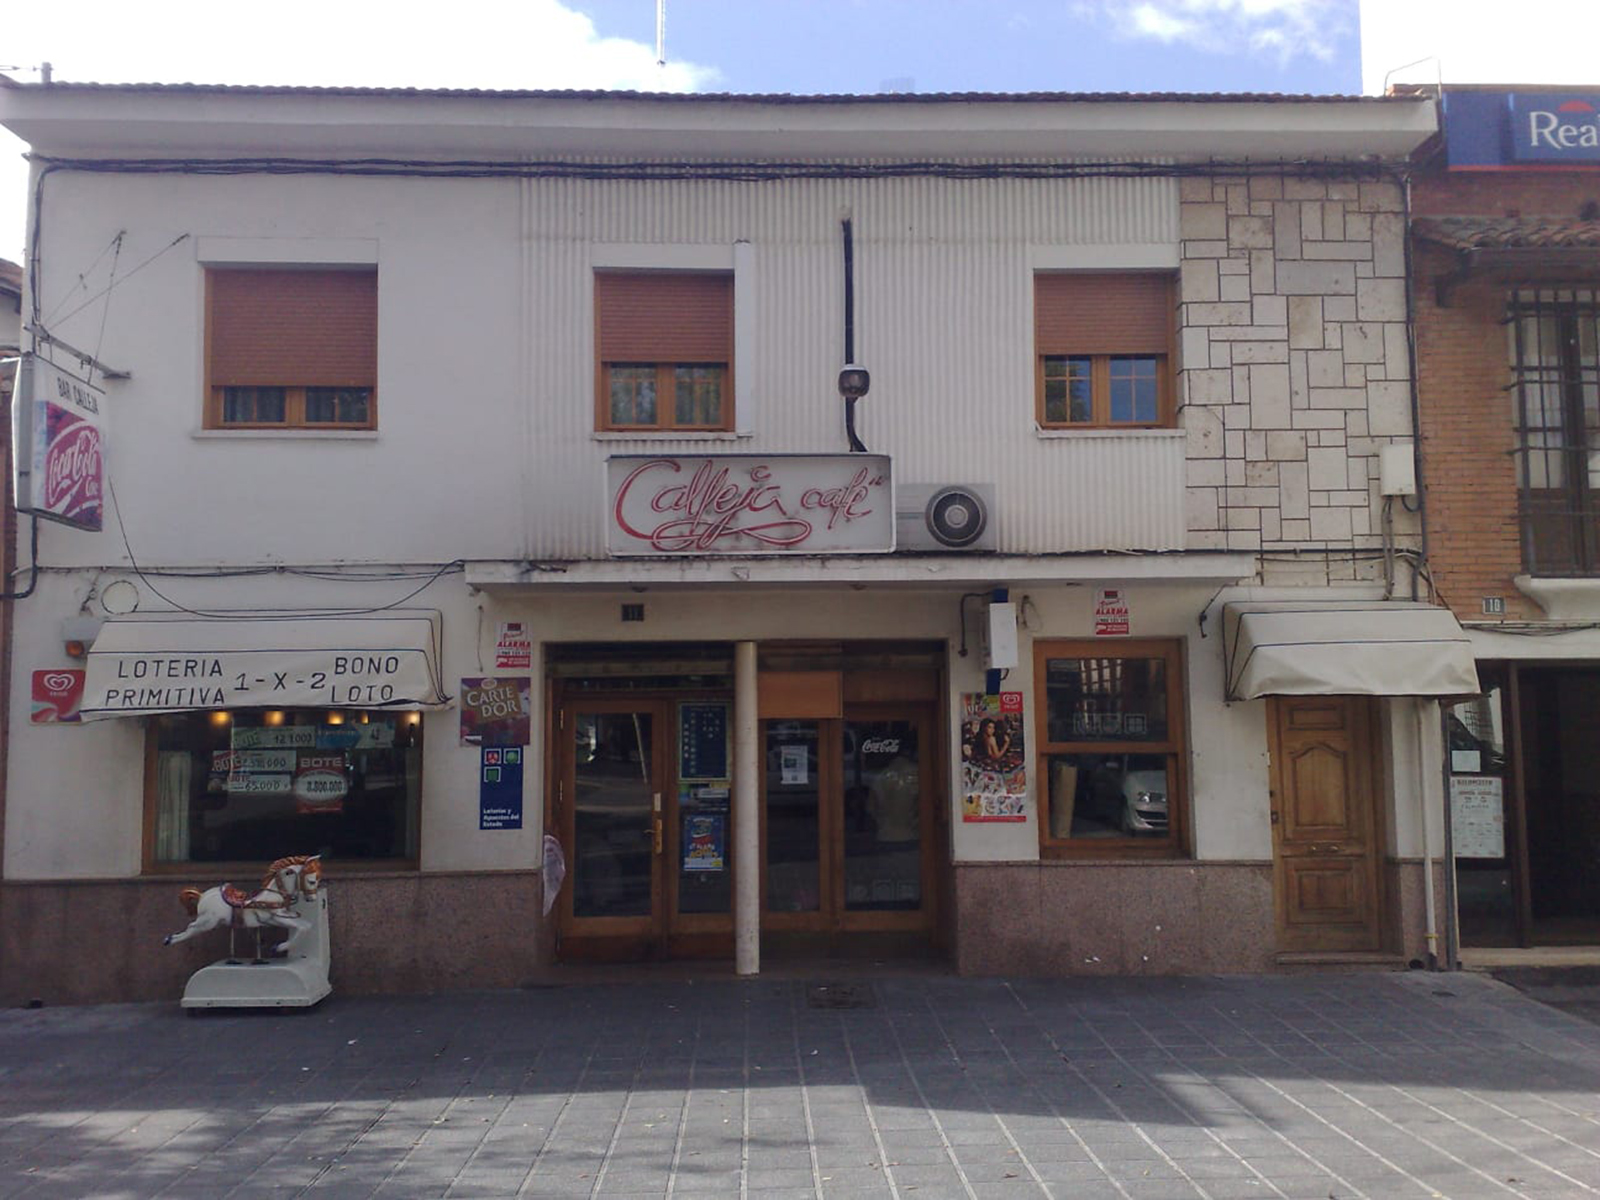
top-left (1411, 170), bottom-right (1600, 622)
top-left (1179, 174), bottom-right (1417, 586)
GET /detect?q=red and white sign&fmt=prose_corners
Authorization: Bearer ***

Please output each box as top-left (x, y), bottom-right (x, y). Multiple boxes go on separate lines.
top-left (14, 355), bottom-right (104, 532)
top-left (495, 621), bottom-right (532, 670)
top-left (294, 753), bottom-right (350, 814)
top-left (607, 454), bottom-right (894, 556)
top-left (31, 669), bottom-right (85, 723)
top-left (1094, 588), bottom-right (1130, 637)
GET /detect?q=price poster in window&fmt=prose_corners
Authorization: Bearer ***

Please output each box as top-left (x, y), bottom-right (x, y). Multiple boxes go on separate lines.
top-left (1450, 775), bottom-right (1505, 859)
top-left (960, 691), bottom-right (1028, 822)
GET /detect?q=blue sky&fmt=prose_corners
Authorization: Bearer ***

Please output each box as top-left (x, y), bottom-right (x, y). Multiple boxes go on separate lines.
top-left (1, 0), bottom-right (1595, 262)
top-left (578, 0), bottom-right (1360, 95)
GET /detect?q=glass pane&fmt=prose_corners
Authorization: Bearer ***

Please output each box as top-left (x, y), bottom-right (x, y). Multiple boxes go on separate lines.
top-left (151, 709), bottom-right (422, 863)
top-left (1045, 752), bottom-right (1169, 839)
top-left (1448, 688), bottom-right (1513, 946)
top-left (842, 720), bottom-right (921, 912)
top-left (1109, 356), bottom-right (1160, 423)
top-left (1042, 356), bottom-right (1092, 423)
top-left (572, 711), bottom-right (654, 918)
top-left (305, 387), bottom-right (371, 425)
top-left (1045, 655), bottom-right (1168, 743)
top-left (673, 365), bottom-right (725, 426)
top-left (677, 700), bottom-right (732, 916)
top-left (608, 365), bottom-right (657, 426)
top-left (765, 721), bottom-right (820, 912)
top-left (221, 386), bottom-right (286, 424)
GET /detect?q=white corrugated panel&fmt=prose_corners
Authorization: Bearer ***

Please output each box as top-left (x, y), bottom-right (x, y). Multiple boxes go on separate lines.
top-left (519, 170), bottom-right (1184, 558)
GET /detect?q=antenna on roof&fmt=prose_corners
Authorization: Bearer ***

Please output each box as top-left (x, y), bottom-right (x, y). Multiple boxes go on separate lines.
top-left (656, 0), bottom-right (667, 66)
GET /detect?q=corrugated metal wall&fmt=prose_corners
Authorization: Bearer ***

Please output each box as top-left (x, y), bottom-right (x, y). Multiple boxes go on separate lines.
top-left (522, 171), bottom-right (1185, 559)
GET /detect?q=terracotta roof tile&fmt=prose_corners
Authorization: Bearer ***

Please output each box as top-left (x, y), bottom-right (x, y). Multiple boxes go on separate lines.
top-left (1414, 216), bottom-right (1600, 252)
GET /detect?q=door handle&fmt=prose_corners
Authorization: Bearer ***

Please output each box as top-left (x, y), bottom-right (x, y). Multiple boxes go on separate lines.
top-left (653, 816), bottom-right (663, 855)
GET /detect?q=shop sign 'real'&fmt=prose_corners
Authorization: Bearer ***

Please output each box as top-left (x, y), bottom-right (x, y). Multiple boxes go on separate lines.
top-left (14, 354), bottom-right (104, 531)
top-left (1511, 94), bottom-right (1600, 162)
top-left (606, 454), bottom-right (894, 556)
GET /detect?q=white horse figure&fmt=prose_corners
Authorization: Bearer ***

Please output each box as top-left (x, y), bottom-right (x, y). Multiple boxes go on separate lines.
top-left (164, 855), bottom-right (323, 959)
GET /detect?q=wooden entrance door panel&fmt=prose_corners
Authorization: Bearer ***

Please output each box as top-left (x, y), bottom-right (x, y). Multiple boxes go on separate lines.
top-left (1270, 696), bottom-right (1383, 953)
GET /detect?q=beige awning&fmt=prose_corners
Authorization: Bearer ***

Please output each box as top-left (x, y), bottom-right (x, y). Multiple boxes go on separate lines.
top-left (1222, 601), bottom-right (1480, 701)
top-left (81, 609), bottom-right (449, 719)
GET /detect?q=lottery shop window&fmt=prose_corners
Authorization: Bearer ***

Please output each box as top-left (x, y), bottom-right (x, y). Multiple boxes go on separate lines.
top-left (1034, 639), bottom-right (1188, 858)
top-left (146, 709), bottom-right (422, 868)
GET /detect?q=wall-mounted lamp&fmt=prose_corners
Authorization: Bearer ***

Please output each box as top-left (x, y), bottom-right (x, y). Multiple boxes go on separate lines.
top-left (839, 364), bottom-right (871, 453)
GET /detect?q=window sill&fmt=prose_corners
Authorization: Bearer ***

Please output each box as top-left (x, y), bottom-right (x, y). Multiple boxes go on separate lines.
top-left (1034, 426), bottom-right (1185, 439)
top-left (591, 430), bottom-right (752, 442)
top-left (1039, 841), bottom-right (1187, 861)
top-left (192, 428), bottom-right (380, 442)
top-left (1512, 574), bottom-right (1600, 620)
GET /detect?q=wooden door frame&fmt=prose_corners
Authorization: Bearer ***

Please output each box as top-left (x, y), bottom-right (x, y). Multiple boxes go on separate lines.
top-left (1267, 694), bottom-right (1387, 954)
top-left (757, 704), bottom-right (939, 936)
top-left (551, 696), bottom-right (672, 954)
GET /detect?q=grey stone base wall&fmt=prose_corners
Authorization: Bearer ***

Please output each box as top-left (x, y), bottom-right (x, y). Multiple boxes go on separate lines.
top-left (0, 871), bottom-right (551, 1007)
top-left (953, 861), bottom-right (1277, 976)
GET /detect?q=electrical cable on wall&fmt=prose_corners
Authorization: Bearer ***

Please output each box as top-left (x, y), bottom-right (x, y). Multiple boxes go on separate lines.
top-left (104, 477), bottom-right (463, 620)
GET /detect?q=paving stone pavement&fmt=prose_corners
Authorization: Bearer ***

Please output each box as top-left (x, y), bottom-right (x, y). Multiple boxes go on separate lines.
top-left (3, 969), bottom-right (1600, 1199)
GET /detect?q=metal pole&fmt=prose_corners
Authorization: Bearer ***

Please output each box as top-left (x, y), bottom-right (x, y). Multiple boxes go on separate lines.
top-left (734, 641), bottom-right (760, 975)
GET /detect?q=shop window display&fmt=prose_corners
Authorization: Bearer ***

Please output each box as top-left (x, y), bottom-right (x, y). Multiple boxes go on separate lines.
top-left (150, 709), bottom-right (422, 865)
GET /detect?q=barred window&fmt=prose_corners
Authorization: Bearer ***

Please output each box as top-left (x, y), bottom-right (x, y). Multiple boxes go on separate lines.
top-left (1510, 290), bottom-right (1600, 575)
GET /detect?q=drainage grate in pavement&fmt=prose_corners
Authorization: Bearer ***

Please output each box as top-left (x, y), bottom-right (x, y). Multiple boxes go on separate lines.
top-left (804, 981), bottom-right (876, 1009)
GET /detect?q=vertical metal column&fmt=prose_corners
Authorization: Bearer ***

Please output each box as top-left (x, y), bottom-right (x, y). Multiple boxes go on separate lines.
top-left (734, 640), bottom-right (760, 975)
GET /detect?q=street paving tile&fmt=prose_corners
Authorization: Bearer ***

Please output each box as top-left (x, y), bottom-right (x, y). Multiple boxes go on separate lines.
top-left (2, 970), bottom-right (1599, 1197)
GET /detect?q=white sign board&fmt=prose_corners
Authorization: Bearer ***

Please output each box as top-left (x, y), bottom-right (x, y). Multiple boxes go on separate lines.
top-left (13, 354), bottom-right (105, 531)
top-left (79, 612), bottom-right (447, 719)
top-left (1450, 775), bottom-right (1506, 859)
top-left (607, 454), bottom-right (893, 556)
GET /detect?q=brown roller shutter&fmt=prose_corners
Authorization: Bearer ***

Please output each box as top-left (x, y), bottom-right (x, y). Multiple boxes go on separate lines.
top-left (1035, 273), bottom-right (1173, 357)
top-left (596, 272), bottom-right (732, 363)
top-left (208, 268), bottom-right (377, 388)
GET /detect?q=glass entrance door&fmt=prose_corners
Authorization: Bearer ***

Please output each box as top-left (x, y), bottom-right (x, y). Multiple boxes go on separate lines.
top-left (558, 703), bottom-right (665, 950)
top-left (762, 707), bottom-right (934, 935)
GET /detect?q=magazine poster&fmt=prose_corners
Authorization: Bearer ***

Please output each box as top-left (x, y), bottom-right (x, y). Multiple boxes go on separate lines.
top-left (960, 691), bottom-right (1027, 822)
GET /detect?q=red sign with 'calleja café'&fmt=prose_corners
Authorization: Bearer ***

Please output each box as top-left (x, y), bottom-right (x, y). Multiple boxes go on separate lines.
top-left (606, 454), bottom-right (895, 556)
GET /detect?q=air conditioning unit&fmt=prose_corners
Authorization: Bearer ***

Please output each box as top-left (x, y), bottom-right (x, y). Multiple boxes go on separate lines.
top-left (895, 484), bottom-right (996, 551)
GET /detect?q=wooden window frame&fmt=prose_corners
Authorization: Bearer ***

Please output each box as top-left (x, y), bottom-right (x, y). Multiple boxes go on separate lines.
top-left (1034, 272), bottom-right (1176, 430)
top-left (204, 267), bottom-right (378, 432)
top-left (1033, 637), bottom-right (1189, 860)
top-left (594, 271), bottom-right (734, 433)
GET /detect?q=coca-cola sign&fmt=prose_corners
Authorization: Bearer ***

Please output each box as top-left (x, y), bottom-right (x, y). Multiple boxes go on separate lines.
top-left (607, 454), bottom-right (894, 556)
top-left (14, 355), bottom-right (104, 531)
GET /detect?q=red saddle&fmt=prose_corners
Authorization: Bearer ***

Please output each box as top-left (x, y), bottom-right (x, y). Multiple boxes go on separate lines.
top-left (220, 884), bottom-right (287, 911)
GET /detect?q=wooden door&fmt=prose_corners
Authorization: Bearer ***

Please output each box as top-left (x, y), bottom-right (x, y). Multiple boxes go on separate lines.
top-left (554, 700), bottom-right (669, 958)
top-left (1269, 696), bottom-right (1384, 953)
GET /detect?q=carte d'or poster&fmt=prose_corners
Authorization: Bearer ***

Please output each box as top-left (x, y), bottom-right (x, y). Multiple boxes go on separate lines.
top-left (961, 691), bottom-right (1027, 822)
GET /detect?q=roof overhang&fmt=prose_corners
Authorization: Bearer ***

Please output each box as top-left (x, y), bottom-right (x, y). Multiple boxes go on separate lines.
top-left (0, 83), bottom-right (1438, 164)
top-left (1222, 600), bottom-right (1481, 701)
top-left (80, 609), bottom-right (449, 719)
top-left (465, 552), bottom-right (1257, 593)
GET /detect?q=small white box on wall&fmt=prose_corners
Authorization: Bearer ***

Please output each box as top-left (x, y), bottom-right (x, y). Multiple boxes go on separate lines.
top-left (1379, 442), bottom-right (1417, 498)
top-left (987, 602), bottom-right (1019, 670)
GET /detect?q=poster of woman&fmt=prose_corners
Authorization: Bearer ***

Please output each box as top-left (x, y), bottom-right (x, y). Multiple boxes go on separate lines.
top-left (960, 692), bottom-right (1027, 822)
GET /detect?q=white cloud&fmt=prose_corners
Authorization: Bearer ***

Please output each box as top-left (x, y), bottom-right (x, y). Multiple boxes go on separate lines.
top-left (1100, 0), bottom-right (1349, 66)
top-left (1360, 0), bottom-right (1599, 95)
top-left (5, 0), bottom-right (719, 92)
top-left (0, 0), bottom-right (722, 261)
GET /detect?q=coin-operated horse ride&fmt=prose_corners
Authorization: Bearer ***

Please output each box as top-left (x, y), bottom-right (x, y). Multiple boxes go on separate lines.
top-left (164, 854), bottom-right (331, 1010)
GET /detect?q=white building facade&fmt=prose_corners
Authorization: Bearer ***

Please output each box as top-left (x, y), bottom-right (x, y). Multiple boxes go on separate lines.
top-left (0, 81), bottom-right (1475, 1003)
